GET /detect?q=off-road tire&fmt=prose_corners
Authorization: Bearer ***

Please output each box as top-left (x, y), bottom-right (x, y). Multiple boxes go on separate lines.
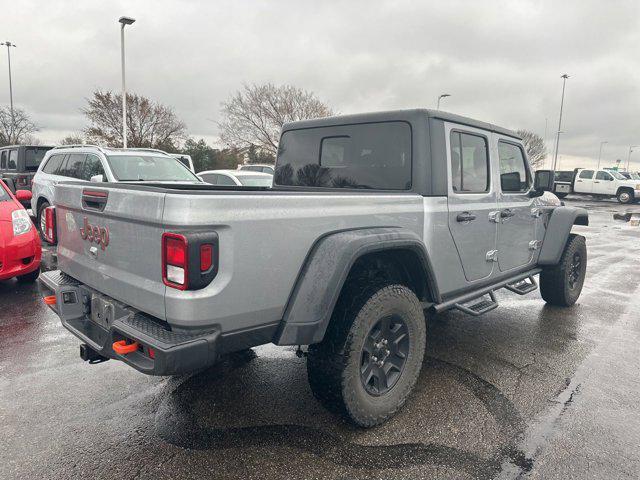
top-left (540, 234), bottom-right (586, 306)
top-left (17, 269), bottom-right (40, 283)
top-left (37, 201), bottom-right (50, 239)
top-left (617, 189), bottom-right (634, 204)
top-left (307, 283), bottom-right (426, 427)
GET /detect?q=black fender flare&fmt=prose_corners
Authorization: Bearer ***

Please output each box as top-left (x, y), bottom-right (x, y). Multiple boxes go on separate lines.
top-left (273, 227), bottom-right (439, 346)
top-left (538, 206), bottom-right (588, 266)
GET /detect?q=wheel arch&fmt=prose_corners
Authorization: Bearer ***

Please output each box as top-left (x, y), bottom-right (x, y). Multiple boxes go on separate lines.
top-left (538, 206), bottom-right (588, 266)
top-left (273, 227), bottom-right (439, 346)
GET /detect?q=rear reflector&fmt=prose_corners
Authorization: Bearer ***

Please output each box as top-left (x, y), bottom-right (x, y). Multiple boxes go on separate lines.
top-left (200, 244), bottom-right (213, 271)
top-left (44, 206), bottom-right (56, 244)
top-left (43, 295), bottom-right (57, 305)
top-left (162, 233), bottom-right (188, 290)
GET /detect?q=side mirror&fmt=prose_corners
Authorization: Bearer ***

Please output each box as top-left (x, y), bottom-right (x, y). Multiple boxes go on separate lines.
top-left (90, 174), bottom-right (105, 183)
top-left (530, 169), bottom-right (554, 197)
top-left (15, 189), bottom-right (32, 202)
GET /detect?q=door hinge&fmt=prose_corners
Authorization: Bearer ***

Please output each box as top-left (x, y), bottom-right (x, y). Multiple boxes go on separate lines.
top-left (486, 249), bottom-right (498, 262)
top-left (488, 211), bottom-right (501, 223)
top-left (529, 240), bottom-right (543, 250)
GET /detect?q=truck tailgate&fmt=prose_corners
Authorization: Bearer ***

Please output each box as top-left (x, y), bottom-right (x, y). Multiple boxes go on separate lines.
top-left (54, 184), bottom-right (167, 320)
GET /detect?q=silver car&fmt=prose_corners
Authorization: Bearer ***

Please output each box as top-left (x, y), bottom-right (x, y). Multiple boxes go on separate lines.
top-left (198, 169), bottom-right (273, 187)
top-left (31, 145), bottom-right (201, 236)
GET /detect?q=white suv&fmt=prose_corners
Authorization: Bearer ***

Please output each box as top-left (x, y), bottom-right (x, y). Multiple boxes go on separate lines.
top-left (31, 145), bottom-right (201, 236)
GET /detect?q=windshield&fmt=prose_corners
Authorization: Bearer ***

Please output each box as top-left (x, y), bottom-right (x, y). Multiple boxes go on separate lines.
top-left (237, 175), bottom-right (273, 187)
top-left (25, 147), bottom-right (53, 171)
top-left (107, 155), bottom-right (200, 182)
top-left (610, 171), bottom-right (626, 180)
top-left (0, 182), bottom-right (9, 201)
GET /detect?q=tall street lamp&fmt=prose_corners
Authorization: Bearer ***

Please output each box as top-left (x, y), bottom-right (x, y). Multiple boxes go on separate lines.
top-left (437, 93), bottom-right (451, 110)
top-left (1, 41), bottom-right (16, 142)
top-left (626, 145), bottom-right (640, 172)
top-left (597, 141), bottom-right (608, 170)
top-left (552, 74), bottom-right (569, 171)
top-left (119, 16), bottom-right (136, 148)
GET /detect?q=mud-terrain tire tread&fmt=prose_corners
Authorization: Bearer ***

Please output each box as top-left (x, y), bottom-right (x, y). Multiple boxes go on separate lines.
top-left (307, 281), bottom-right (426, 427)
top-left (540, 233), bottom-right (586, 306)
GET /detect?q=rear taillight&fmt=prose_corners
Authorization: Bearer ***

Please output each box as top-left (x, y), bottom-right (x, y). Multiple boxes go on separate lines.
top-left (44, 206), bottom-right (56, 244)
top-left (200, 244), bottom-right (213, 271)
top-left (162, 233), bottom-right (188, 290)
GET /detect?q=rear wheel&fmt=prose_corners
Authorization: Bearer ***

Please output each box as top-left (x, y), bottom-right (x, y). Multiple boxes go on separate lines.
top-left (540, 234), bottom-right (587, 306)
top-left (617, 189), bottom-right (634, 204)
top-left (17, 269), bottom-right (40, 283)
top-left (307, 283), bottom-right (426, 427)
top-left (37, 201), bottom-right (50, 239)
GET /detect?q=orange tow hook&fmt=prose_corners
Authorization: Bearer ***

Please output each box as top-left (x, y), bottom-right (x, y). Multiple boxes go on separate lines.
top-left (43, 295), bottom-right (57, 305)
top-left (112, 340), bottom-right (140, 355)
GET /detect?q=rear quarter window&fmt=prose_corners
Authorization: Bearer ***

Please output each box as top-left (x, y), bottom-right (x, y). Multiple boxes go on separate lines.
top-left (274, 121), bottom-right (412, 190)
top-left (25, 147), bottom-right (52, 171)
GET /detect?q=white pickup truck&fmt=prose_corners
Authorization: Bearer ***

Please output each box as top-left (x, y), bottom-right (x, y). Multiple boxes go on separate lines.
top-left (555, 168), bottom-right (640, 204)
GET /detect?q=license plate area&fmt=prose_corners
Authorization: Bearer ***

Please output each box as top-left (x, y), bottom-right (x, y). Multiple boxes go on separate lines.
top-left (91, 295), bottom-right (116, 329)
top-left (556, 184), bottom-right (571, 193)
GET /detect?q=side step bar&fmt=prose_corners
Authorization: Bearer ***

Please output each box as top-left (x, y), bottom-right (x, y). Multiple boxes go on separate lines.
top-left (505, 275), bottom-right (538, 295)
top-left (454, 291), bottom-right (498, 316)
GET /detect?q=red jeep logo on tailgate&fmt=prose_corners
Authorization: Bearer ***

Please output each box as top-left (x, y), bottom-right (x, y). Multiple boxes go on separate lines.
top-left (80, 217), bottom-right (109, 250)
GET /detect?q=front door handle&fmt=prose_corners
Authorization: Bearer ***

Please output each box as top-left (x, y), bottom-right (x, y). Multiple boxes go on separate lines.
top-left (456, 212), bottom-right (477, 222)
top-left (500, 209), bottom-right (515, 218)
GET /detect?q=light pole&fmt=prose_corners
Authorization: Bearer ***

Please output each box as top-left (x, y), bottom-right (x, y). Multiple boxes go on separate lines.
top-left (626, 145), bottom-right (640, 172)
top-left (1, 41), bottom-right (16, 142)
top-left (552, 74), bottom-right (569, 171)
top-left (119, 16), bottom-right (135, 148)
top-left (597, 141), bottom-right (608, 170)
top-left (437, 93), bottom-right (451, 110)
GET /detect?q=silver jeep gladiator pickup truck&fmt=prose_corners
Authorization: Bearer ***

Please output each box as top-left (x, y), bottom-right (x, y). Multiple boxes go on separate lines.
top-left (40, 109), bottom-right (588, 426)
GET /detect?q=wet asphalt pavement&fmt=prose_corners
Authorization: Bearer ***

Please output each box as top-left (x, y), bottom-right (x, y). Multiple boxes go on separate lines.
top-left (1, 197), bottom-right (639, 479)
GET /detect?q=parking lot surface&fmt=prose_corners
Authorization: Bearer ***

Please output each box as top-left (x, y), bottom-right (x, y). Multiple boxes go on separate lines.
top-left (1, 197), bottom-right (639, 479)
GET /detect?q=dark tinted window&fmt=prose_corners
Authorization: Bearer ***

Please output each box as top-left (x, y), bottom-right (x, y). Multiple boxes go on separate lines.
top-left (0, 181), bottom-right (9, 201)
top-left (198, 174), bottom-right (217, 184)
top-left (275, 121), bottom-right (411, 190)
top-left (79, 155), bottom-right (106, 180)
top-left (578, 170), bottom-right (594, 179)
top-left (8, 150), bottom-right (17, 169)
top-left (595, 171), bottom-right (613, 181)
top-left (0, 150), bottom-right (6, 169)
top-left (42, 154), bottom-right (65, 174)
top-left (61, 154), bottom-right (86, 178)
top-left (450, 131), bottom-right (489, 193)
top-left (25, 147), bottom-right (52, 171)
top-left (217, 174), bottom-right (236, 186)
top-left (555, 171), bottom-right (574, 182)
top-left (498, 141), bottom-right (530, 192)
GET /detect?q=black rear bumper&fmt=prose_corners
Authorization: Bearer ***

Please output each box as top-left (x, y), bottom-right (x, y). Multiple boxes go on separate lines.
top-left (39, 270), bottom-right (220, 375)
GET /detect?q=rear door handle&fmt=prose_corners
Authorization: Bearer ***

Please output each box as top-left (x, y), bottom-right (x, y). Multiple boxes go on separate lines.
top-left (500, 209), bottom-right (515, 218)
top-left (456, 212), bottom-right (477, 222)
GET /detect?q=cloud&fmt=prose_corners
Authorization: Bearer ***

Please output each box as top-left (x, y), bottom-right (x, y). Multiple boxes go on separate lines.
top-left (1, 0), bottom-right (638, 169)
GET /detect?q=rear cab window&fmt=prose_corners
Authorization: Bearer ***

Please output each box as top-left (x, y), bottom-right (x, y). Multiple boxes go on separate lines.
top-left (7, 149), bottom-right (17, 169)
top-left (274, 121), bottom-right (412, 190)
top-left (25, 147), bottom-right (53, 171)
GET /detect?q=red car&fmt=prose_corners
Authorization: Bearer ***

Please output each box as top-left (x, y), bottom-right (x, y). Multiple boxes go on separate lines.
top-left (0, 179), bottom-right (41, 282)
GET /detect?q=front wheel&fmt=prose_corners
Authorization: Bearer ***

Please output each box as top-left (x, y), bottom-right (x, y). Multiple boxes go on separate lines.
top-left (307, 283), bottom-right (426, 427)
top-left (617, 190), bottom-right (634, 204)
top-left (540, 234), bottom-right (587, 306)
top-left (37, 201), bottom-right (50, 239)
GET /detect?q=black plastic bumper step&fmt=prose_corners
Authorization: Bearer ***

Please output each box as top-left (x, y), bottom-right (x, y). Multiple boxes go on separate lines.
top-left (505, 275), bottom-right (538, 295)
top-left (454, 291), bottom-right (498, 316)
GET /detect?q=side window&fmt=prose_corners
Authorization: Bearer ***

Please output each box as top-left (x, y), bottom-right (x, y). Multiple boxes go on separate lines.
top-left (8, 149), bottom-right (18, 169)
top-left (578, 170), bottom-right (594, 179)
top-left (498, 141), bottom-right (530, 192)
top-left (595, 171), bottom-right (612, 181)
top-left (64, 154), bottom-right (86, 179)
top-left (217, 174), bottom-right (236, 186)
top-left (42, 154), bottom-right (64, 174)
top-left (450, 131), bottom-right (489, 193)
top-left (0, 150), bottom-right (6, 169)
top-left (79, 155), bottom-right (106, 181)
top-left (199, 173), bottom-right (217, 184)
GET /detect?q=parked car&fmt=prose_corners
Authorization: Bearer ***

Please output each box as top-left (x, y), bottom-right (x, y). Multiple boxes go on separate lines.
top-left (198, 169), bottom-right (273, 187)
top-left (619, 171), bottom-right (640, 180)
top-left (40, 109), bottom-right (588, 427)
top-left (553, 168), bottom-right (640, 203)
top-left (238, 163), bottom-right (275, 175)
top-left (0, 179), bottom-right (41, 283)
top-left (31, 145), bottom-right (202, 238)
top-left (169, 153), bottom-right (195, 172)
top-left (0, 145), bottom-right (55, 191)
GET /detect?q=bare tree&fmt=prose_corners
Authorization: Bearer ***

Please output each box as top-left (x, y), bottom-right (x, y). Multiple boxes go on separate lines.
top-left (59, 133), bottom-right (86, 145)
top-left (82, 90), bottom-right (187, 150)
top-left (0, 106), bottom-right (39, 146)
top-left (218, 84), bottom-right (334, 156)
top-left (517, 129), bottom-right (547, 169)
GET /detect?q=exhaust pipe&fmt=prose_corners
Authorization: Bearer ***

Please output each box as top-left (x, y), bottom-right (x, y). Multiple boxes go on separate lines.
top-left (80, 343), bottom-right (109, 364)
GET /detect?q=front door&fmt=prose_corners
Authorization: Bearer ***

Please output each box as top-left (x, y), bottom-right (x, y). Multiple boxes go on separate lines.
top-left (593, 170), bottom-right (616, 195)
top-left (495, 137), bottom-right (537, 272)
top-left (446, 124), bottom-right (498, 282)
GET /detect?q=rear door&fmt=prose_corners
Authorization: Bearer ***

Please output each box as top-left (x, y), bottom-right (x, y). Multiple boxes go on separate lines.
top-left (446, 123), bottom-right (498, 282)
top-left (574, 169), bottom-right (594, 193)
top-left (495, 137), bottom-right (536, 272)
top-left (55, 184), bottom-right (168, 320)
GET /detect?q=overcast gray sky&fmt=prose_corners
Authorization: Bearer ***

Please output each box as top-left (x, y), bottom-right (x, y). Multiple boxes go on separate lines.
top-left (1, 0), bottom-right (639, 169)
